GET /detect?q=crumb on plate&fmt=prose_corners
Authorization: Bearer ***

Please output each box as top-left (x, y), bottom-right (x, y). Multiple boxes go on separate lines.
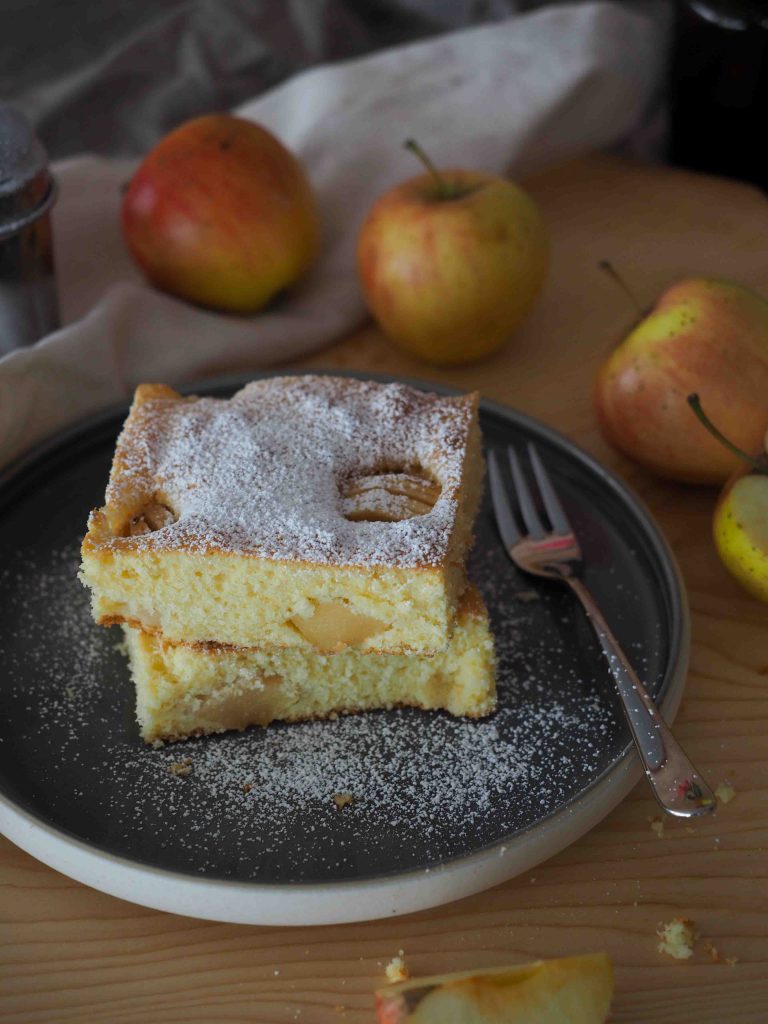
top-left (333, 793), bottom-right (354, 809)
top-left (169, 758), bottom-right (193, 777)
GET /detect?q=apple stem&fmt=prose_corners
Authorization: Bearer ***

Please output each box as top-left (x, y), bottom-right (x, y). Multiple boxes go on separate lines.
top-left (598, 260), bottom-right (644, 316)
top-left (687, 394), bottom-right (767, 472)
top-left (403, 139), bottom-right (454, 199)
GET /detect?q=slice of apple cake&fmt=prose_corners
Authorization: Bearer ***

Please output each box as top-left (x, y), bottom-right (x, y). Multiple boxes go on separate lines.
top-left (80, 376), bottom-right (484, 655)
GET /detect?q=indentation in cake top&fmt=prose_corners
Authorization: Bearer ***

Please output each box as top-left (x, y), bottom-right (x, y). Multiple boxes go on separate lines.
top-left (99, 376), bottom-right (478, 568)
top-left (340, 469), bottom-right (441, 523)
top-left (126, 498), bottom-right (177, 536)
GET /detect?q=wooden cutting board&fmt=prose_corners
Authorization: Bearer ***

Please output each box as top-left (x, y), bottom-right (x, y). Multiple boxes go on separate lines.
top-left (1, 154), bottom-right (767, 1023)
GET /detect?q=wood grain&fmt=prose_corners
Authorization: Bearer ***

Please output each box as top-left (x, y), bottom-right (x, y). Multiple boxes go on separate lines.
top-left (2, 155), bottom-right (767, 1023)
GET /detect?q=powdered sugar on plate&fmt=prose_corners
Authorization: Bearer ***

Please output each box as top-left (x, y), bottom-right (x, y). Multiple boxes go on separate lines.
top-left (0, 383), bottom-right (672, 886)
top-left (0, 532), bottom-right (631, 883)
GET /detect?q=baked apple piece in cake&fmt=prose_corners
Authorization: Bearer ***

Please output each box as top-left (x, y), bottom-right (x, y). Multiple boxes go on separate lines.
top-left (125, 587), bottom-right (496, 743)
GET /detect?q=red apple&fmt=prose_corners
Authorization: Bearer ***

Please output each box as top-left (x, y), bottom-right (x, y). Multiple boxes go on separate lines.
top-left (595, 278), bottom-right (768, 484)
top-left (122, 114), bottom-right (319, 313)
top-left (357, 141), bottom-right (548, 366)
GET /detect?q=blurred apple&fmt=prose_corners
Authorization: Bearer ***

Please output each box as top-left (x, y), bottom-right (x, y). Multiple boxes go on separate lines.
top-left (595, 278), bottom-right (768, 484)
top-left (375, 953), bottom-right (613, 1024)
top-left (357, 140), bottom-right (548, 366)
top-left (716, 472), bottom-right (768, 601)
top-left (122, 114), bottom-right (319, 313)
top-left (689, 394), bottom-right (768, 602)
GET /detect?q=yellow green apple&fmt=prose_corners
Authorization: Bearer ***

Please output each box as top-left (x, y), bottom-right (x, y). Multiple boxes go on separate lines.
top-left (357, 140), bottom-right (549, 366)
top-left (715, 472), bottom-right (768, 601)
top-left (689, 394), bottom-right (768, 602)
top-left (122, 114), bottom-right (320, 313)
top-left (375, 953), bottom-right (613, 1024)
top-left (595, 278), bottom-right (768, 484)
top-left (692, 391), bottom-right (768, 598)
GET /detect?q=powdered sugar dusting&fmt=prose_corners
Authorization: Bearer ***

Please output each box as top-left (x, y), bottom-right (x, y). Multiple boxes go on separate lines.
top-left (98, 377), bottom-right (476, 567)
top-left (0, 536), bottom-right (635, 882)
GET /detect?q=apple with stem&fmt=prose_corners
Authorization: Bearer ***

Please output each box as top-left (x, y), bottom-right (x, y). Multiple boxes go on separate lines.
top-left (357, 140), bottom-right (549, 366)
top-left (689, 393), bottom-right (768, 602)
top-left (595, 276), bottom-right (768, 484)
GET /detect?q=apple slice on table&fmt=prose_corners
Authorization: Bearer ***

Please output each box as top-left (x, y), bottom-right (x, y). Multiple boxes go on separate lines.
top-left (689, 394), bottom-right (768, 602)
top-left (375, 953), bottom-right (613, 1024)
top-left (595, 278), bottom-right (768, 484)
top-left (358, 140), bottom-right (549, 367)
top-left (716, 473), bottom-right (768, 601)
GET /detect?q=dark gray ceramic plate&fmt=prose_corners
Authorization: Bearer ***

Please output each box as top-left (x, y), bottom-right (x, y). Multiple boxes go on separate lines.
top-left (0, 372), bottom-right (686, 918)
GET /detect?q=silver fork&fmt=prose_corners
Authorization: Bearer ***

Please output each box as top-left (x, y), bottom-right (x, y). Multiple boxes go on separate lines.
top-left (488, 444), bottom-right (716, 818)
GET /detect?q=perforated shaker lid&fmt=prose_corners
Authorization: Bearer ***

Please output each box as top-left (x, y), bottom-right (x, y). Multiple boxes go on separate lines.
top-left (0, 104), bottom-right (56, 239)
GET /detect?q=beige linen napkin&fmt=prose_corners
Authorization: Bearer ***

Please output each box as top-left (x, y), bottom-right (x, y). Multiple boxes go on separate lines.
top-left (0, 2), bottom-right (666, 467)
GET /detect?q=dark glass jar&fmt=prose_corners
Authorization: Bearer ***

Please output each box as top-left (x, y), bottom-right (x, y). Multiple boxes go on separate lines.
top-left (668, 1), bottom-right (768, 188)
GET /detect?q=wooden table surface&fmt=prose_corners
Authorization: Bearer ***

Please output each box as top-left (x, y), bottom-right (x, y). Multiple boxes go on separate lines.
top-left (2, 155), bottom-right (767, 1023)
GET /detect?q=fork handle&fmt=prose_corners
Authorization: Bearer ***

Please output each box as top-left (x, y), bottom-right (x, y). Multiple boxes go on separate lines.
top-left (566, 576), bottom-right (715, 818)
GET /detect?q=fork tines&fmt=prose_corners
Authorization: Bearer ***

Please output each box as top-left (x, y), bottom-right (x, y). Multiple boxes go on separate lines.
top-left (488, 444), bottom-right (574, 548)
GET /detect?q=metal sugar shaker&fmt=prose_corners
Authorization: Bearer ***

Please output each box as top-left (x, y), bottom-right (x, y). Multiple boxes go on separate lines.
top-left (0, 104), bottom-right (59, 355)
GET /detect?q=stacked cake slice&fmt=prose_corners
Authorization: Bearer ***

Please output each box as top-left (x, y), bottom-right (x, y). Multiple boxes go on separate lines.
top-left (80, 376), bottom-right (495, 743)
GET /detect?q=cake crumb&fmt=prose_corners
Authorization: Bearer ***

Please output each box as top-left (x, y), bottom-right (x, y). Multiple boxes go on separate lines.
top-left (169, 758), bottom-right (193, 777)
top-left (649, 816), bottom-right (665, 838)
top-left (385, 954), bottom-right (410, 983)
top-left (703, 941), bottom-right (719, 963)
top-left (715, 782), bottom-right (736, 805)
top-left (703, 941), bottom-right (739, 966)
top-left (514, 590), bottom-right (540, 603)
top-left (333, 793), bottom-right (354, 809)
top-left (657, 917), bottom-right (698, 960)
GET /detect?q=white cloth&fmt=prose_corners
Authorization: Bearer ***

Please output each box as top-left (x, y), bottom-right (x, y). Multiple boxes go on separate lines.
top-left (0, 2), bottom-right (666, 467)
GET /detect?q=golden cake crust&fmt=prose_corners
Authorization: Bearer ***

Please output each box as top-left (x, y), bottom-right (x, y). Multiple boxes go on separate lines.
top-left (84, 375), bottom-right (480, 571)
